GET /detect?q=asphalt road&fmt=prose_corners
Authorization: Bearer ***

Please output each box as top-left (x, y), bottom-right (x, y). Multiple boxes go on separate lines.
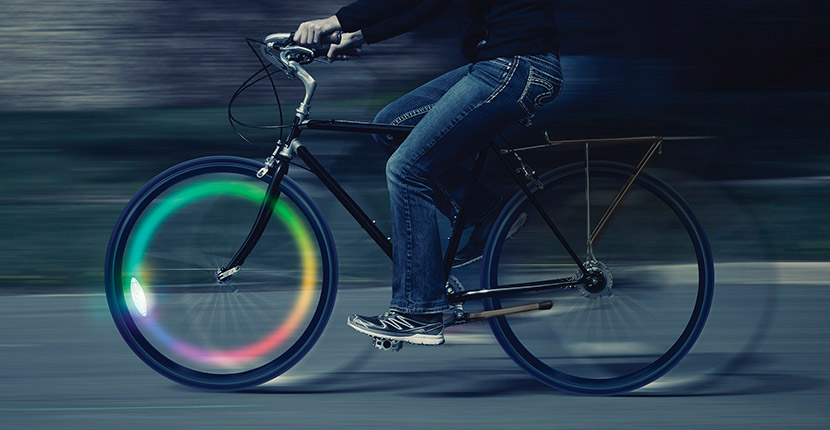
top-left (0, 263), bottom-right (827, 429)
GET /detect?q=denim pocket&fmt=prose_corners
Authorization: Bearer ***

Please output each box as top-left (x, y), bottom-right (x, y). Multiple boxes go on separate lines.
top-left (518, 64), bottom-right (563, 116)
top-left (489, 57), bottom-right (512, 70)
top-left (480, 57), bottom-right (518, 104)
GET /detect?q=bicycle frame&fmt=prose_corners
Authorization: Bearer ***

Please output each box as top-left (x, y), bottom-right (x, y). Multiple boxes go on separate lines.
top-left (218, 35), bottom-right (667, 307)
top-left (103, 33), bottom-right (716, 394)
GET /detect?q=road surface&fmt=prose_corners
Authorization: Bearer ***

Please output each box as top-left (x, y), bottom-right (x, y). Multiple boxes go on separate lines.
top-left (0, 263), bottom-right (827, 428)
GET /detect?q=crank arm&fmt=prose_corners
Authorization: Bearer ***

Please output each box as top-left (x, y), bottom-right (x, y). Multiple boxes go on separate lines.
top-left (461, 300), bottom-right (553, 322)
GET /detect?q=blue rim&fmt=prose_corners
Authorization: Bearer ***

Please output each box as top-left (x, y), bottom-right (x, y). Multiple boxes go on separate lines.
top-left (104, 156), bottom-right (338, 391)
top-left (481, 161), bottom-right (714, 396)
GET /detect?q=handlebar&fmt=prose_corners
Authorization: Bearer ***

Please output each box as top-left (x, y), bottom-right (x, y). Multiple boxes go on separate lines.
top-left (260, 32), bottom-right (331, 118)
top-left (265, 31), bottom-right (342, 47)
top-left (258, 31), bottom-right (354, 119)
top-left (263, 32), bottom-right (342, 60)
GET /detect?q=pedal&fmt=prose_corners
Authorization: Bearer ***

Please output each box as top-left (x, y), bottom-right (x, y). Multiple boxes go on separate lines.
top-left (445, 275), bottom-right (466, 326)
top-left (445, 309), bottom-right (468, 327)
top-left (372, 337), bottom-right (403, 352)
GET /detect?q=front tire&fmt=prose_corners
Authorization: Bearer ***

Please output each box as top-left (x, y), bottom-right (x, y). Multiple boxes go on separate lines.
top-left (104, 156), bottom-right (337, 390)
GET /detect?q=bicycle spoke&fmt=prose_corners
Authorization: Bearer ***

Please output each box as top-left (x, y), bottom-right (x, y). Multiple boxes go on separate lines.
top-left (483, 162), bottom-right (713, 394)
top-left (106, 159), bottom-right (337, 389)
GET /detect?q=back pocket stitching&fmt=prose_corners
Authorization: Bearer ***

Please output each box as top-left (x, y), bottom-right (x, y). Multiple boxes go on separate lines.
top-left (518, 66), bottom-right (562, 115)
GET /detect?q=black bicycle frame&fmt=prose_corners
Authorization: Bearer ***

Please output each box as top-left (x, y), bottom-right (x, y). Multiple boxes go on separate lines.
top-left (219, 118), bottom-right (590, 302)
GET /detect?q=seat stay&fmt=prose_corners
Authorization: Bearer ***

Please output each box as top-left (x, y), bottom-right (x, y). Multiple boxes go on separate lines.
top-left (500, 134), bottom-right (667, 253)
top-left (493, 143), bottom-right (590, 276)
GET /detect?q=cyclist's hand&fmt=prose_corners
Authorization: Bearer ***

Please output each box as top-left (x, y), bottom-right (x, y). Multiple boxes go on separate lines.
top-left (293, 15), bottom-right (342, 48)
top-left (327, 30), bottom-right (365, 61)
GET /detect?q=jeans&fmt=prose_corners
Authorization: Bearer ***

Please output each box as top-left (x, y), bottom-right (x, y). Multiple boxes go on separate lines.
top-left (374, 53), bottom-right (563, 314)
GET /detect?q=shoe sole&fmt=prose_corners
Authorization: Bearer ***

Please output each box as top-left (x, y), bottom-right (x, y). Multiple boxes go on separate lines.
top-left (347, 318), bottom-right (445, 346)
top-left (451, 212), bottom-right (528, 269)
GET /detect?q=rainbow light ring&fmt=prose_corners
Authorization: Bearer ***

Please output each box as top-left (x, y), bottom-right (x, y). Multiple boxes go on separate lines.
top-left (124, 179), bottom-right (317, 368)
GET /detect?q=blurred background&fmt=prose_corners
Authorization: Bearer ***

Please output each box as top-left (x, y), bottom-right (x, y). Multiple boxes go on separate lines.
top-left (0, 0), bottom-right (827, 292)
top-left (0, 0), bottom-right (829, 427)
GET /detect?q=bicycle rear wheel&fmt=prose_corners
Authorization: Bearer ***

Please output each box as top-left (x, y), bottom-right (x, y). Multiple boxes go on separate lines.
top-left (482, 161), bottom-right (713, 395)
top-left (104, 156), bottom-right (337, 390)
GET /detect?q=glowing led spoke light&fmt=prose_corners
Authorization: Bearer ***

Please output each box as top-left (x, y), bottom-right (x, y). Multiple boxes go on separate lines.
top-left (123, 179), bottom-right (319, 368)
top-left (130, 277), bottom-right (148, 317)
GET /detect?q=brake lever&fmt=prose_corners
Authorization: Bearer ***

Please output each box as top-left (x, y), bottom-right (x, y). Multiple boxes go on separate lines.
top-left (316, 47), bottom-right (362, 63)
top-left (282, 46), bottom-right (316, 64)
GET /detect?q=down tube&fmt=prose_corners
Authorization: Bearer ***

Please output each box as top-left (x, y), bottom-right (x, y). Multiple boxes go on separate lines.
top-left (296, 145), bottom-right (394, 259)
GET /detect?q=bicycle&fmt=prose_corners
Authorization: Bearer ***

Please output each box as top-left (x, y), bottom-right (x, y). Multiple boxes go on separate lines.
top-left (104, 33), bottom-right (714, 395)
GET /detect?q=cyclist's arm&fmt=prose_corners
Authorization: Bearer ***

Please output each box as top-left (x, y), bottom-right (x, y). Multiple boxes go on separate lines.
top-left (356, 0), bottom-right (451, 45)
top-left (327, 0), bottom-right (449, 60)
top-left (295, 1), bottom-right (417, 47)
top-left (335, 0), bottom-right (418, 33)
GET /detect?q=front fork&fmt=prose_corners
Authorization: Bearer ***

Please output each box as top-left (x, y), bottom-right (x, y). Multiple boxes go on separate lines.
top-left (216, 152), bottom-right (290, 283)
top-left (218, 50), bottom-right (320, 283)
top-left (216, 120), bottom-right (303, 283)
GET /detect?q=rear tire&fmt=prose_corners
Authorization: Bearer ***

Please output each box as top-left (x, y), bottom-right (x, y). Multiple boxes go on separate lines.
top-left (482, 161), bottom-right (714, 395)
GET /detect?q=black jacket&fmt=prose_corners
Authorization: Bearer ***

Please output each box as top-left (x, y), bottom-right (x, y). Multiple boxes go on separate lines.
top-left (336, 0), bottom-right (559, 62)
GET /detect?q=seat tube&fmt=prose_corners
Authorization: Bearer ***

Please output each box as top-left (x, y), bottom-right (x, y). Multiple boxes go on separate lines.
top-left (443, 146), bottom-right (489, 278)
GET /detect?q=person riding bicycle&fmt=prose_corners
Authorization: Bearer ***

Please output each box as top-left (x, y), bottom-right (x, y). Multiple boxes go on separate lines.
top-left (292, 0), bottom-right (563, 346)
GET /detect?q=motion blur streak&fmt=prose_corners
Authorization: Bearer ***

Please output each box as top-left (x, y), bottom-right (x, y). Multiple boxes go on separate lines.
top-left (124, 179), bottom-right (317, 367)
top-left (0, 0), bottom-right (827, 428)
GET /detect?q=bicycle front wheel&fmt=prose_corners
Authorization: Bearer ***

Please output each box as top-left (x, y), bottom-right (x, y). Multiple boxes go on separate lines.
top-left (104, 156), bottom-right (337, 390)
top-left (482, 161), bottom-right (714, 395)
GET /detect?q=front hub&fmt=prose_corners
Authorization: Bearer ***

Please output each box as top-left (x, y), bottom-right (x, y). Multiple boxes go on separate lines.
top-left (577, 260), bottom-right (614, 299)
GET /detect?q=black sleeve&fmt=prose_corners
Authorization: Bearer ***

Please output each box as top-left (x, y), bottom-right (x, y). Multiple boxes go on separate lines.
top-left (360, 0), bottom-right (451, 45)
top-left (335, 0), bottom-right (416, 33)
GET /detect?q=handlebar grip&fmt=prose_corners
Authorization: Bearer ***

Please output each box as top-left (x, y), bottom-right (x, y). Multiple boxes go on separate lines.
top-left (311, 32), bottom-right (343, 58)
top-left (263, 31), bottom-right (346, 62)
top-left (328, 31), bottom-right (342, 45)
top-left (282, 31), bottom-right (341, 47)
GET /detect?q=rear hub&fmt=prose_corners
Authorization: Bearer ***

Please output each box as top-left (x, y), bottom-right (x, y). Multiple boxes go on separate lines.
top-left (577, 260), bottom-right (613, 299)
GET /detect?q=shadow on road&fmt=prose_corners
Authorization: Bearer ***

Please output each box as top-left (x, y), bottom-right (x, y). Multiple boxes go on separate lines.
top-left (222, 349), bottom-right (822, 398)
top-left (207, 272), bottom-right (815, 399)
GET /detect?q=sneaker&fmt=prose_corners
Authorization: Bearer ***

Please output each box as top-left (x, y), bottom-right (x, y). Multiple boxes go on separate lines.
top-left (347, 311), bottom-right (444, 345)
top-left (452, 211), bottom-right (527, 268)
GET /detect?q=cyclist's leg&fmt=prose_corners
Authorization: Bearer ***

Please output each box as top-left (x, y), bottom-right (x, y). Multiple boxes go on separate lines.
top-left (385, 55), bottom-right (562, 314)
top-left (372, 66), bottom-right (500, 228)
